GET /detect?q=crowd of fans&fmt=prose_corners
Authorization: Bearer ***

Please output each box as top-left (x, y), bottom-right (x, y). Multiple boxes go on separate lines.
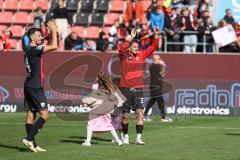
top-left (1, 0), bottom-right (240, 53)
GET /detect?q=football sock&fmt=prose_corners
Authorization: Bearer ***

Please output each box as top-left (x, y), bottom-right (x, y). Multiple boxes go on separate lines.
top-left (26, 117), bottom-right (45, 141)
top-left (122, 123), bottom-right (129, 135)
top-left (86, 128), bottom-right (93, 143)
top-left (26, 123), bottom-right (37, 147)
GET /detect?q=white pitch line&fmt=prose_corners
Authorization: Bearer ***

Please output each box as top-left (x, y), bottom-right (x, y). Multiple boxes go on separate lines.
top-left (0, 122), bottom-right (240, 130)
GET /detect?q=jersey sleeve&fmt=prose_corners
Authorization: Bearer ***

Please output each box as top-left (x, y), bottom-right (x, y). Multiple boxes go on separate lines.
top-left (140, 38), bottom-right (159, 59)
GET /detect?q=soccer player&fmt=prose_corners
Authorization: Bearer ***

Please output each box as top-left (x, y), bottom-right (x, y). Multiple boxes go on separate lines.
top-left (22, 20), bottom-right (58, 152)
top-left (118, 27), bottom-right (160, 145)
top-left (143, 54), bottom-right (172, 122)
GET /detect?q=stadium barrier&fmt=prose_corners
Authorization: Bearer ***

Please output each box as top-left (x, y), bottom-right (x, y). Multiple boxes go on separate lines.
top-left (0, 51), bottom-right (240, 116)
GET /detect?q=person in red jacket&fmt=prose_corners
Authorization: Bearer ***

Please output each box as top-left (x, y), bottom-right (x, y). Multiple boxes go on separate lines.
top-left (118, 27), bottom-right (160, 145)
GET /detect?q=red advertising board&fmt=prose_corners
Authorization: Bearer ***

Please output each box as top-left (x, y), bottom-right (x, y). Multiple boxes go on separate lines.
top-left (0, 51), bottom-right (240, 115)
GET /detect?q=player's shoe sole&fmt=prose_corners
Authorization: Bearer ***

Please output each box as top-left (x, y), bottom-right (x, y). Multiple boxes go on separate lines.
top-left (135, 140), bottom-right (145, 145)
top-left (35, 146), bottom-right (47, 152)
top-left (81, 141), bottom-right (92, 147)
top-left (22, 139), bottom-right (38, 152)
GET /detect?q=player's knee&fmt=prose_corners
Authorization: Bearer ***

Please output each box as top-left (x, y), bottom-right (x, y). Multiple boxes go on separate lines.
top-left (136, 112), bottom-right (144, 123)
top-left (40, 111), bottom-right (49, 121)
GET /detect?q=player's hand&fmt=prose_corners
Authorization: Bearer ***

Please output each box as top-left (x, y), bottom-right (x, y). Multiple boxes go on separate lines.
top-left (47, 20), bottom-right (57, 32)
top-left (153, 27), bottom-right (161, 38)
top-left (131, 28), bottom-right (137, 39)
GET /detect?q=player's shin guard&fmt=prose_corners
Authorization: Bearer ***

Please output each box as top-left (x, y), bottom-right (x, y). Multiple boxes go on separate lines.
top-left (122, 123), bottom-right (129, 135)
top-left (26, 124), bottom-right (37, 147)
top-left (26, 117), bottom-right (46, 141)
top-left (136, 125), bottom-right (144, 140)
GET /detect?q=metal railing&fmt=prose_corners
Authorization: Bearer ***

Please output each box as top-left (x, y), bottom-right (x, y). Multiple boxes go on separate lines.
top-left (163, 31), bottom-right (217, 54)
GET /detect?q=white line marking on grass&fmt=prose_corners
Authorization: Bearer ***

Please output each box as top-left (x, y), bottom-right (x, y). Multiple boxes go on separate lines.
top-left (0, 122), bottom-right (240, 130)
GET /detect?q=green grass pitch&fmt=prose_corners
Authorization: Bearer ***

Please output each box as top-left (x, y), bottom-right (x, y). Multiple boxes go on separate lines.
top-left (0, 113), bottom-right (240, 160)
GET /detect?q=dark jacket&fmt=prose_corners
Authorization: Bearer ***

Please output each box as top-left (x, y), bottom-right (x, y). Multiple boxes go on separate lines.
top-left (64, 35), bottom-right (85, 50)
top-left (223, 15), bottom-right (235, 28)
top-left (164, 14), bottom-right (181, 38)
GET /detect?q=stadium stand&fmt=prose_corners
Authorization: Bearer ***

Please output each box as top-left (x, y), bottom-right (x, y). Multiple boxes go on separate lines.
top-left (0, 12), bottom-right (14, 24)
top-left (9, 25), bottom-right (23, 38)
top-left (85, 26), bottom-right (100, 39)
top-left (90, 12), bottom-right (105, 26)
top-left (71, 26), bottom-right (85, 37)
top-left (66, 0), bottom-right (79, 11)
top-left (5, 0), bottom-right (19, 11)
top-left (80, 0), bottom-right (94, 12)
top-left (95, 0), bottom-right (110, 12)
top-left (14, 12), bottom-right (29, 24)
top-left (75, 12), bottom-right (90, 26)
top-left (19, 0), bottom-right (34, 11)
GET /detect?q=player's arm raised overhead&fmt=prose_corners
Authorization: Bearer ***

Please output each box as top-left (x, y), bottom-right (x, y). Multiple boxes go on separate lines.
top-left (118, 28), bottom-right (137, 55)
top-left (141, 27), bottom-right (161, 59)
top-left (44, 20), bottom-right (58, 53)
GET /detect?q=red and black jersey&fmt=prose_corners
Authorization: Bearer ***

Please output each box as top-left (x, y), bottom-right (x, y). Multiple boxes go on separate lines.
top-left (118, 38), bottom-right (159, 89)
top-left (24, 45), bottom-right (45, 88)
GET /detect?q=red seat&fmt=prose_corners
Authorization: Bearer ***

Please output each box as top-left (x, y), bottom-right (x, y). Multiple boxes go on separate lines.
top-left (28, 12), bottom-right (34, 24)
top-left (141, 0), bottom-right (152, 11)
top-left (14, 12), bottom-right (28, 24)
top-left (105, 13), bottom-right (120, 25)
top-left (0, 12), bottom-right (14, 24)
top-left (85, 26), bottom-right (100, 39)
top-left (9, 25), bottom-right (23, 38)
top-left (0, 0), bottom-right (3, 9)
top-left (109, 0), bottom-right (125, 12)
top-left (9, 39), bottom-right (18, 49)
top-left (71, 26), bottom-right (85, 37)
top-left (5, 0), bottom-right (19, 10)
top-left (19, 0), bottom-right (34, 11)
top-left (103, 27), bottom-right (110, 36)
top-left (35, 0), bottom-right (49, 10)
top-left (0, 25), bottom-right (7, 37)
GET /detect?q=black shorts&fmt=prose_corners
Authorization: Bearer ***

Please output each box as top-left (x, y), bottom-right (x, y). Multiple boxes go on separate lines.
top-left (24, 87), bottom-right (48, 111)
top-left (120, 87), bottom-right (144, 112)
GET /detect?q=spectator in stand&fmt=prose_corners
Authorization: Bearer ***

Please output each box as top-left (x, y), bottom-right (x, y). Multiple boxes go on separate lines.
top-left (146, 0), bottom-right (160, 21)
top-left (1, 27), bottom-right (13, 50)
top-left (197, 0), bottom-right (209, 18)
top-left (181, 7), bottom-right (198, 53)
top-left (150, 6), bottom-right (164, 31)
top-left (64, 31), bottom-right (85, 50)
top-left (223, 9), bottom-right (235, 29)
top-left (164, 7), bottom-right (182, 51)
top-left (188, 0), bottom-right (199, 15)
top-left (85, 39), bottom-right (97, 51)
top-left (52, 0), bottom-right (71, 40)
top-left (109, 20), bottom-right (120, 48)
top-left (150, 6), bottom-right (164, 50)
top-left (162, 0), bottom-right (171, 15)
top-left (139, 23), bottom-right (153, 50)
top-left (218, 20), bottom-right (239, 53)
top-left (124, 0), bottom-right (145, 27)
top-left (34, 7), bottom-right (44, 29)
top-left (197, 11), bottom-right (216, 52)
top-left (171, 0), bottom-right (185, 9)
top-left (96, 30), bottom-right (108, 51)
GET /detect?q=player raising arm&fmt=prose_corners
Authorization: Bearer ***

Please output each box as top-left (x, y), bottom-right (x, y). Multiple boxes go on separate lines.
top-left (22, 20), bottom-right (58, 152)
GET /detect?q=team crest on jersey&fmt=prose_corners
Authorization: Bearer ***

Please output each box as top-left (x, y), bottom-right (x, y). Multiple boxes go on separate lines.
top-left (36, 45), bottom-right (43, 50)
top-left (40, 102), bottom-right (46, 108)
top-left (136, 56), bottom-right (140, 61)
